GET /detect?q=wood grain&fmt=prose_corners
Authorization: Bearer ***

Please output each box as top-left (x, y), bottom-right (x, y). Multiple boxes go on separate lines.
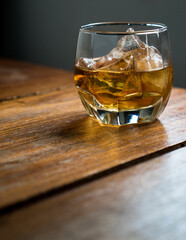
top-left (0, 58), bottom-right (73, 100)
top-left (0, 87), bottom-right (186, 209)
top-left (1, 147), bottom-right (186, 240)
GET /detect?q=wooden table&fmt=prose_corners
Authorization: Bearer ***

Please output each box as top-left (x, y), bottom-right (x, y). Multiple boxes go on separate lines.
top-left (0, 58), bottom-right (186, 240)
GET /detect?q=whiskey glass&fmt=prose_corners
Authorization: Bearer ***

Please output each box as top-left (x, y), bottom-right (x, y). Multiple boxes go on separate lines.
top-left (74, 22), bottom-right (173, 126)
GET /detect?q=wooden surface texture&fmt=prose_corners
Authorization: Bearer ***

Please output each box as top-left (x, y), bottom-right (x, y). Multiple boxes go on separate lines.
top-left (0, 86), bottom-right (186, 208)
top-left (0, 59), bottom-right (186, 240)
top-left (0, 59), bottom-right (73, 100)
top-left (1, 147), bottom-right (186, 240)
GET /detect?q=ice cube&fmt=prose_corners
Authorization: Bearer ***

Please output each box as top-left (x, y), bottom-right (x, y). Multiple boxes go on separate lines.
top-left (117, 28), bottom-right (146, 52)
top-left (116, 28), bottom-right (163, 72)
top-left (94, 27), bottom-right (147, 71)
top-left (95, 50), bottom-right (133, 71)
top-left (134, 46), bottom-right (163, 72)
top-left (94, 66), bottom-right (142, 98)
top-left (76, 57), bottom-right (97, 70)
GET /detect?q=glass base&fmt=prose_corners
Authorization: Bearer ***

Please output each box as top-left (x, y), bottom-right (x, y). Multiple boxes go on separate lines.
top-left (78, 91), bottom-right (162, 126)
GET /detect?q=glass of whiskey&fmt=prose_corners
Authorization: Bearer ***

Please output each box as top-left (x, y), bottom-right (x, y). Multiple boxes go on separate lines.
top-left (74, 22), bottom-right (173, 126)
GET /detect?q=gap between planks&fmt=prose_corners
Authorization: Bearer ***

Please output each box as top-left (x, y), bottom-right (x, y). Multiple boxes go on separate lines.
top-left (0, 85), bottom-right (73, 103)
top-left (0, 141), bottom-right (185, 215)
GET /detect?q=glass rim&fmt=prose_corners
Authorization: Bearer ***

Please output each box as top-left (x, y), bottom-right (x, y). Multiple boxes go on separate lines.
top-left (80, 22), bottom-right (167, 35)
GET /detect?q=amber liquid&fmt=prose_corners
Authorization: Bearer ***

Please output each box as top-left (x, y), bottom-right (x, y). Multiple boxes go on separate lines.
top-left (74, 64), bottom-right (173, 112)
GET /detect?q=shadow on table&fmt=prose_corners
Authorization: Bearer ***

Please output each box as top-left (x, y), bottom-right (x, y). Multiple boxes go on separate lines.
top-left (58, 114), bottom-right (168, 150)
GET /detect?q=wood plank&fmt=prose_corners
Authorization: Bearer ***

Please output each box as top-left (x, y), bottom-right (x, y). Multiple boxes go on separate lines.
top-left (0, 87), bottom-right (186, 209)
top-left (0, 58), bottom-right (73, 100)
top-left (1, 147), bottom-right (186, 240)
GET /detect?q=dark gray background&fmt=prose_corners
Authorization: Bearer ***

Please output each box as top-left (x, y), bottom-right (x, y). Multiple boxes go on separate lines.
top-left (2, 0), bottom-right (186, 87)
